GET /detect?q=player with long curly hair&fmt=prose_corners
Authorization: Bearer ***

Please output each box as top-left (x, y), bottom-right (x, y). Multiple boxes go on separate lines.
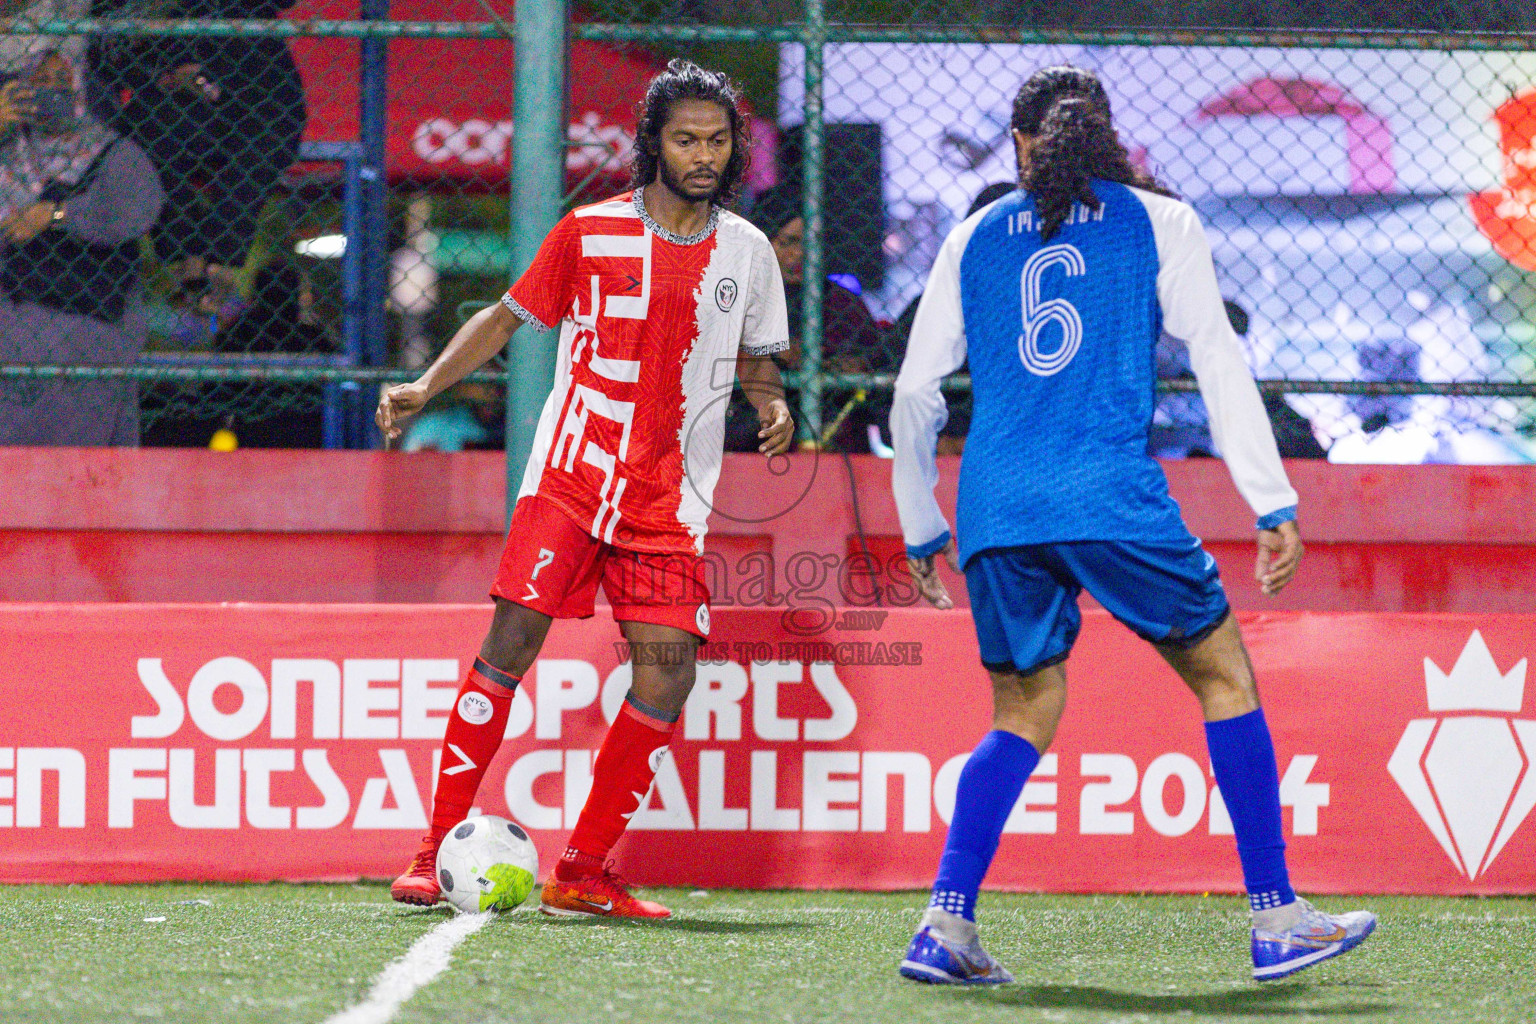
top-left (892, 65), bottom-right (1375, 984)
top-left (377, 59), bottom-right (793, 919)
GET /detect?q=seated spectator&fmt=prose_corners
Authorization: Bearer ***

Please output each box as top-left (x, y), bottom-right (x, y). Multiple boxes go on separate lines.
top-left (724, 182), bottom-right (883, 452)
top-left (139, 261), bottom-right (336, 448)
top-left (92, 0), bottom-right (307, 303)
top-left (0, 51), bottom-right (164, 445)
top-left (402, 382), bottom-right (504, 453)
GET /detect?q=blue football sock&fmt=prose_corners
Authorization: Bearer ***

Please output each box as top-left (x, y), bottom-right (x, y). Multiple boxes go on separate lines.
top-left (1205, 708), bottom-right (1296, 912)
top-left (930, 730), bottom-right (1041, 922)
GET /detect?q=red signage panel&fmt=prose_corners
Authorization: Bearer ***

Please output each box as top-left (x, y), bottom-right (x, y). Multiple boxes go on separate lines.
top-left (1, 604), bottom-right (1532, 895)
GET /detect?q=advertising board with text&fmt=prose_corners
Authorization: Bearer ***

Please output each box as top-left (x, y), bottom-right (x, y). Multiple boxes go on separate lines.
top-left (1, 605), bottom-right (1532, 894)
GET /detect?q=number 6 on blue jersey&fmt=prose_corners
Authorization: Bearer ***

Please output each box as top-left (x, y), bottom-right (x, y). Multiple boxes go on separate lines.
top-left (1018, 243), bottom-right (1086, 376)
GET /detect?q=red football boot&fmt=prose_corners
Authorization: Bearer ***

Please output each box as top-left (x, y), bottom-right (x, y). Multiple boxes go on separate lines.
top-left (539, 865), bottom-right (671, 919)
top-left (390, 832), bottom-right (444, 906)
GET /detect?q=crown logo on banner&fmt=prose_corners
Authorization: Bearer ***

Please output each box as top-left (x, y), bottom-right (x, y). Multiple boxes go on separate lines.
top-left (1424, 630), bottom-right (1527, 712)
top-left (1389, 631), bottom-right (1536, 881)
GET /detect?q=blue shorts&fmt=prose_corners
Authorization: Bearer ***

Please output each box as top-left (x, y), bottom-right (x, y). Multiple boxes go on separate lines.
top-left (966, 539), bottom-right (1230, 675)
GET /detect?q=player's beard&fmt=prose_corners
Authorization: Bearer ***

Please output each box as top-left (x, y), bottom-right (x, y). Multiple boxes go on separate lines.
top-left (658, 157), bottom-right (722, 205)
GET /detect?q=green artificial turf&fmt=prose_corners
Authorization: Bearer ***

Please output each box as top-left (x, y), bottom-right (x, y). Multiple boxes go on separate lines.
top-left (2, 886), bottom-right (1532, 1024)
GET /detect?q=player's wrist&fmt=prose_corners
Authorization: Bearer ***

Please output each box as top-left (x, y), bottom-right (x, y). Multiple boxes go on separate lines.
top-left (1255, 505), bottom-right (1297, 531)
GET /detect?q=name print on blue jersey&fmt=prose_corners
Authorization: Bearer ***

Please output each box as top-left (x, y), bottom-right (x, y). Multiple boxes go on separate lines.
top-left (1004, 202), bottom-right (1106, 236)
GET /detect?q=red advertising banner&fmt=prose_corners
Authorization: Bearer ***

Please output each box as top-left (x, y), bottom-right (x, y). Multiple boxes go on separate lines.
top-left (1, 604), bottom-right (1532, 895)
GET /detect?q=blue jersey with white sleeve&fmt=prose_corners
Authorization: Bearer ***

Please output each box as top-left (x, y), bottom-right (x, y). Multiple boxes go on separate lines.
top-left (892, 181), bottom-right (1298, 567)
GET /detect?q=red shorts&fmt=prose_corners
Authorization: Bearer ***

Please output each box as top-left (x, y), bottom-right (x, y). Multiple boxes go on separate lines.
top-left (491, 495), bottom-right (712, 639)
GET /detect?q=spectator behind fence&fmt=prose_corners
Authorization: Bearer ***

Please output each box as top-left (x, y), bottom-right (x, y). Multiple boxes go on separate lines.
top-left (883, 182), bottom-right (1018, 455)
top-left (140, 261), bottom-right (335, 448)
top-left (724, 182), bottom-right (882, 451)
top-left (92, 0), bottom-right (307, 304)
top-left (216, 261), bottom-right (330, 355)
top-left (1149, 299), bottom-right (1328, 460)
top-left (0, 51), bottom-right (164, 445)
top-left (401, 381), bottom-right (505, 453)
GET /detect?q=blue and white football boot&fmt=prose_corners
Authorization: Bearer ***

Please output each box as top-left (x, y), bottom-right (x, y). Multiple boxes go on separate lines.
top-left (899, 907), bottom-right (1014, 985)
top-left (1251, 897), bottom-right (1377, 981)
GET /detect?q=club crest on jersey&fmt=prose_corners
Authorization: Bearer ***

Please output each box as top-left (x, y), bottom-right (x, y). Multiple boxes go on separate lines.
top-left (715, 278), bottom-right (738, 312)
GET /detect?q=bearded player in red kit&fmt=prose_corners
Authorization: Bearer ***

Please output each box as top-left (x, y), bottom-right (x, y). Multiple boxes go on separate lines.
top-left (376, 60), bottom-right (793, 918)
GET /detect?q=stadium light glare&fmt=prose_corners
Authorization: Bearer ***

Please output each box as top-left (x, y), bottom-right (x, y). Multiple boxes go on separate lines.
top-left (294, 234), bottom-right (348, 258)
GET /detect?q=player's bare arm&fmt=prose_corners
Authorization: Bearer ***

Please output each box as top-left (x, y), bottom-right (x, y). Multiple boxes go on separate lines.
top-left (736, 352), bottom-right (794, 455)
top-left (376, 300), bottom-right (518, 441)
top-left (1256, 519), bottom-right (1303, 596)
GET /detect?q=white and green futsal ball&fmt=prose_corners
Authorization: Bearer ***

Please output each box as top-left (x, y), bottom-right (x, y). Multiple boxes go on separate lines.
top-left (435, 814), bottom-right (540, 913)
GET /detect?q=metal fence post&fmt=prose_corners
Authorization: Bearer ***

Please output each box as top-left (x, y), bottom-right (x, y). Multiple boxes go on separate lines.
top-left (357, 0), bottom-right (391, 448)
top-left (506, 0), bottom-right (569, 522)
top-left (800, 0), bottom-right (826, 441)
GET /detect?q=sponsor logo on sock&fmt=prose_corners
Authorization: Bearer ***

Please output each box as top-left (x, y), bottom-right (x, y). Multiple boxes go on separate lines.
top-left (695, 603), bottom-right (710, 636)
top-left (648, 746), bottom-right (669, 773)
top-left (457, 692), bottom-right (494, 725)
top-left (442, 743), bottom-right (477, 776)
top-left (1388, 630), bottom-right (1535, 880)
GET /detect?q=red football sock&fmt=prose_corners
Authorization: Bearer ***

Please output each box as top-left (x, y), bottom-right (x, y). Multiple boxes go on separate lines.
top-left (428, 657), bottom-right (518, 835)
top-left (556, 693), bottom-right (678, 880)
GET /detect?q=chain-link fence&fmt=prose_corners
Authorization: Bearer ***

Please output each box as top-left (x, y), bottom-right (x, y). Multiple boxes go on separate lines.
top-left (1, 2), bottom-right (1533, 465)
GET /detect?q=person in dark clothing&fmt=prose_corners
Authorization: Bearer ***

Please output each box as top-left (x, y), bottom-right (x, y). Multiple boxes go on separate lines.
top-left (141, 262), bottom-right (336, 448)
top-left (0, 50), bottom-right (164, 445)
top-left (91, 0), bottom-right (307, 301)
top-left (724, 182), bottom-right (884, 451)
top-left (1149, 299), bottom-right (1329, 459)
top-left (1222, 302), bottom-right (1330, 459)
top-left (883, 182), bottom-right (1017, 454)
top-left (217, 261), bottom-right (330, 355)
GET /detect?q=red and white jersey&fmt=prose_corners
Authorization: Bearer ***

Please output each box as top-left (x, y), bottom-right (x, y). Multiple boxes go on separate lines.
top-left (503, 189), bottom-right (789, 555)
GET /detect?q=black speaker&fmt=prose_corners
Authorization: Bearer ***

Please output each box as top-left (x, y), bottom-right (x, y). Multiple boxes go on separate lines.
top-left (778, 122), bottom-right (885, 291)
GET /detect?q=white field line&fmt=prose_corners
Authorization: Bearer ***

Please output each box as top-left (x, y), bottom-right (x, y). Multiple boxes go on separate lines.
top-left (323, 911), bottom-right (490, 1024)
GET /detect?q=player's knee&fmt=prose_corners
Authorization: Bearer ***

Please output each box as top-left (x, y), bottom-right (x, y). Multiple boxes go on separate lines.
top-left (478, 601), bottom-right (549, 678)
top-left (648, 653), bottom-right (697, 694)
top-left (1185, 666), bottom-right (1259, 716)
top-left (990, 666), bottom-right (1066, 746)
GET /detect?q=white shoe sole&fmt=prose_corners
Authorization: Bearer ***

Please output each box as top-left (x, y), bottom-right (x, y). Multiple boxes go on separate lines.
top-left (899, 958), bottom-right (1012, 985)
top-left (539, 902), bottom-right (601, 918)
top-left (900, 959), bottom-right (960, 984)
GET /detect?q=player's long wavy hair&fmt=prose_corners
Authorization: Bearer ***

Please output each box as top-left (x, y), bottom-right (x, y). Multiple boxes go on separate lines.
top-left (630, 59), bottom-right (752, 205)
top-left (1012, 66), bottom-right (1176, 240)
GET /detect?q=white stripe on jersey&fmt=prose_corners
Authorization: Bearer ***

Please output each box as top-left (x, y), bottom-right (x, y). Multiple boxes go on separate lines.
top-left (591, 354), bottom-right (641, 383)
top-left (574, 198), bottom-right (639, 219)
top-left (594, 476), bottom-right (627, 543)
top-left (518, 319), bottom-right (576, 501)
top-left (672, 215), bottom-right (744, 554)
top-left (582, 232), bottom-right (652, 320)
top-left (1126, 186), bottom-right (1296, 520)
